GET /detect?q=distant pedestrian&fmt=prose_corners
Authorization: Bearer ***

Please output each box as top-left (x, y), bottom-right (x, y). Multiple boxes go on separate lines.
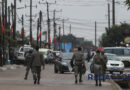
top-left (24, 49), bottom-right (33, 80)
top-left (93, 50), bottom-right (103, 86)
top-left (31, 46), bottom-right (45, 85)
top-left (71, 47), bottom-right (85, 84)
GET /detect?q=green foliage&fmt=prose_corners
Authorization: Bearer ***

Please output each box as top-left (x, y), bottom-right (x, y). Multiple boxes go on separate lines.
top-left (125, 0), bottom-right (130, 9)
top-left (99, 23), bottom-right (130, 47)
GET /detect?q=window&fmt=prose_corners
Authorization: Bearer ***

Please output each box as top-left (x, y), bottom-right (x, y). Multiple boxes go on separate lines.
top-left (124, 49), bottom-right (130, 56)
top-left (113, 49), bottom-right (124, 56)
top-left (104, 49), bottom-right (113, 54)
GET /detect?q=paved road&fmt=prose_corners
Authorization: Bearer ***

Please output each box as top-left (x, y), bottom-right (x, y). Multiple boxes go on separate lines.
top-left (0, 64), bottom-right (115, 90)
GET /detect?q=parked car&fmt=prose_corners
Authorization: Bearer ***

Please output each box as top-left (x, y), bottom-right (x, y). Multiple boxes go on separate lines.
top-left (104, 47), bottom-right (130, 67)
top-left (16, 45), bottom-right (33, 64)
top-left (105, 53), bottom-right (124, 74)
top-left (39, 48), bottom-right (50, 64)
top-left (54, 52), bottom-right (74, 74)
top-left (52, 51), bottom-right (61, 56)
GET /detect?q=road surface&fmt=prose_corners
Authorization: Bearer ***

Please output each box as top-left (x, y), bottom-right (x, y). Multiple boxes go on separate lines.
top-left (0, 64), bottom-right (115, 90)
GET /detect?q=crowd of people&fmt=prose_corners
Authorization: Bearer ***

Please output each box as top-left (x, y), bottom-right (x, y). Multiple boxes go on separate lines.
top-left (23, 46), bottom-right (108, 86)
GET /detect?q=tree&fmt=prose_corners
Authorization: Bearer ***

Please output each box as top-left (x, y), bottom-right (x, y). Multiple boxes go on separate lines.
top-left (125, 0), bottom-right (130, 9)
top-left (99, 23), bottom-right (130, 47)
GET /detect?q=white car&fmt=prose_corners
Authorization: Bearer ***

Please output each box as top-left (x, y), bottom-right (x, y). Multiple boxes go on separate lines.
top-left (105, 53), bottom-right (124, 74)
top-left (39, 48), bottom-right (50, 63)
top-left (16, 45), bottom-right (33, 63)
top-left (104, 47), bottom-right (130, 67)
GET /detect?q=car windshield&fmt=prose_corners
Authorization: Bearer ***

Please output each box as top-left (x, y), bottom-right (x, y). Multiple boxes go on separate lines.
top-left (104, 48), bottom-right (130, 56)
top-left (24, 48), bottom-right (31, 52)
top-left (62, 53), bottom-right (74, 60)
top-left (20, 47), bottom-right (31, 52)
top-left (106, 55), bottom-right (120, 61)
top-left (43, 52), bottom-right (48, 55)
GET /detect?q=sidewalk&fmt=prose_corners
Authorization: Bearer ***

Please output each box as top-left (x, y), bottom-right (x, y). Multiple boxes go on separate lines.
top-left (0, 64), bottom-right (122, 90)
top-left (0, 64), bottom-right (24, 71)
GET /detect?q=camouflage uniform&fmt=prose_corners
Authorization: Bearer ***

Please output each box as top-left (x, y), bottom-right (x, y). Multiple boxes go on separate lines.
top-left (71, 51), bottom-right (85, 83)
top-left (101, 54), bottom-right (107, 74)
top-left (101, 53), bottom-right (108, 81)
top-left (93, 52), bottom-right (103, 86)
top-left (31, 51), bottom-right (45, 84)
top-left (24, 51), bottom-right (33, 80)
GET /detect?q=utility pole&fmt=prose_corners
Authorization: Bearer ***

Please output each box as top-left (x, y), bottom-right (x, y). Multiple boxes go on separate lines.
top-left (8, 6), bottom-right (11, 29)
top-left (108, 3), bottom-right (110, 30)
top-left (53, 10), bottom-right (56, 50)
top-left (2, 0), bottom-right (4, 66)
top-left (70, 24), bottom-right (71, 34)
top-left (59, 26), bottom-right (61, 51)
top-left (95, 21), bottom-right (97, 48)
top-left (39, 1), bottom-right (56, 49)
top-left (25, 0), bottom-right (37, 45)
top-left (53, 9), bottom-right (62, 50)
top-left (8, 6), bottom-right (11, 60)
top-left (62, 19), bottom-right (65, 51)
top-left (39, 11), bottom-right (42, 48)
top-left (63, 19), bottom-right (65, 35)
top-left (13, 0), bottom-right (16, 40)
top-left (21, 14), bottom-right (24, 46)
top-left (11, 3), bottom-right (14, 27)
top-left (46, 2), bottom-right (51, 49)
top-left (37, 18), bottom-right (39, 46)
top-left (5, 0), bottom-right (7, 28)
top-left (30, 0), bottom-right (32, 45)
top-left (112, 0), bottom-right (115, 26)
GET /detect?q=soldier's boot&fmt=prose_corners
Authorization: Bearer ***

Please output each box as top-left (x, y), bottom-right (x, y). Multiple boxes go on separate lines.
top-left (24, 67), bottom-right (30, 80)
top-left (75, 75), bottom-right (78, 84)
top-left (37, 80), bottom-right (40, 85)
top-left (24, 77), bottom-right (27, 80)
top-left (24, 72), bottom-right (28, 80)
top-left (99, 80), bottom-right (102, 86)
top-left (24, 73), bottom-right (28, 80)
top-left (33, 73), bottom-right (37, 84)
top-left (79, 74), bottom-right (83, 82)
top-left (37, 75), bottom-right (40, 85)
top-left (95, 80), bottom-right (98, 86)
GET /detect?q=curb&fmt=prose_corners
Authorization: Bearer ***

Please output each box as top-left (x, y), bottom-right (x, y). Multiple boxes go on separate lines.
top-left (0, 65), bottom-right (24, 72)
top-left (0, 67), bottom-right (7, 71)
top-left (109, 80), bottom-right (122, 90)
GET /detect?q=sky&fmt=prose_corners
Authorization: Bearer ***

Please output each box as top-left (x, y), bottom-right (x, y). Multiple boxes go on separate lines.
top-left (1, 0), bottom-right (130, 45)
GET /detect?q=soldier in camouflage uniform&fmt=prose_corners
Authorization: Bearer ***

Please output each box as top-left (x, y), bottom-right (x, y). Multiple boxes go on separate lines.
top-left (101, 51), bottom-right (108, 81)
top-left (24, 49), bottom-right (33, 80)
top-left (93, 50), bottom-right (103, 86)
top-left (31, 46), bottom-right (45, 85)
top-left (71, 47), bottom-right (85, 84)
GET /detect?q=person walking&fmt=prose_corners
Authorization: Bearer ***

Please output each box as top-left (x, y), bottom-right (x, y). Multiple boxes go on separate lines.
top-left (31, 46), bottom-right (45, 85)
top-left (93, 50), bottom-right (103, 86)
top-left (101, 51), bottom-right (108, 81)
top-left (71, 47), bottom-right (85, 84)
top-left (24, 49), bottom-right (33, 80)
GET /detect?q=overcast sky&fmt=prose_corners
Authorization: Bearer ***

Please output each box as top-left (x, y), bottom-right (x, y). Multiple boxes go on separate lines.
top-left (3, 0), bottom-right (130, 45)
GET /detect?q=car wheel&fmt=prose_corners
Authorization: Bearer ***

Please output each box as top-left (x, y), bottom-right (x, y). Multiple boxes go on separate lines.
top-left (123, 61), bottom-right (129, 67)
top-left (54, 65), bottom-right (58, 73)
top-left (110, 71), bottom-right (113, 74)
top-left (120, 71), bottom-right (123, 74)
